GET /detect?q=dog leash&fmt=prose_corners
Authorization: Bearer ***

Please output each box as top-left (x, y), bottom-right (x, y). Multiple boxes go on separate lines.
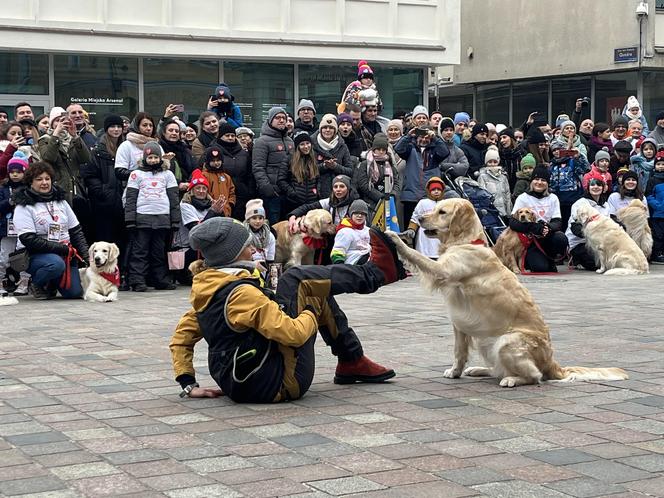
top-left (60, 244), bottom-right (85, 290)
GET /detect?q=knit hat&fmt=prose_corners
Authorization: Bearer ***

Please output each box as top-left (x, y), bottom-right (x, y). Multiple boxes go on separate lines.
top-left (656, 150), bottom-right (664, 163)
top-left (319, 113), bottom-right (338, 132)
top-left (49, 106), bottom-right (66, 126)
top-left (426, 176), bottom-right (444, 192)
top-left (332, 174), bottom-right (351, 190)
top-left (188, 169), bottom-right (209, 191)
top-left (560, 120), bottom-right (576, 131)
top-left (656, 111), bottom-right (664, 123)
top-left (337, 113), bottom-right (353, 126)
top-left (235, 126), bottom-right (254, 137)
top-left (296, 99), bottom-right (316, 114)
top-left (626, 96), bottom-right (639, 111)
top-left (186, 122), bottom-right (198, 134)
top-left (614, 140), bottom-right (633, 153)
top-left (499, 127), bottom-right (515, 140)
top-left (387, 119), bottom-right (404, 133)
top-left (621, 170), bottom-right (639, 183)
top-left (218, 122), bottom-right (236, 137)
top-left (245, 198), bottom-right (266, 221)
top-left (439, 117), bottom-right (454, 131)
top-left (412, 105), bottom-right (429, 119)
top-left (520, 153), bottom-right (536, 169)
top-left (103, 114), bottom-right (123, 132)
top-left (357, 60), bottom-right (374, 79)
top-left (293, 131), bottom-right (311, 148)
top-left (189, 217), bottom-right (253, 267)
top-left (531, 165), bottom-right (551, 183)
top-left (613, 116), bottom-right (629, 129)
top-left (349, 199), bottom-right (369, 217)
top-left (471, 123), bottom-right (489, 137)
top-left (594, 147), bottom-right (611, 163)
top-left (7, 151), bottom-right (29, 173)
top-left (214, 83), bottom-right (234, 101)
top-left (484, 145), bottom-right (500, 164)
top-left (549, 141), bottom-right (566, 152)
top-left (143, 141), bottom-right (161, 159)
top-left (527, 128), bottom-right (547, 144)
top-left (205, 145), bottom-right (223, 164)
top-left (485, 122), bottom-right (496, 132)
top-left (371, 133), bottom-right (389, 151)
top-left (267, 107), bottom-right (287, 123)
top-left (555, 114), bottom-right (570, 128)
top-left (453, 112), bottom-right (470, 125)
top-left (495, 124), bottom-right (507, 134)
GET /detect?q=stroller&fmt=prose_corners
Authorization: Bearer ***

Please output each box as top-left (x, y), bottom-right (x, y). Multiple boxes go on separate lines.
top-left (443, 173), bottom-right (508, 245)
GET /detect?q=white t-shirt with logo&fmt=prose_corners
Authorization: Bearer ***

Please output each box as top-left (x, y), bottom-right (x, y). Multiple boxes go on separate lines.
top-left (512, 192), bottom-right (561, 222)
top-left (126, 169), bottom-right (177, 215)
top-left (13, 200), bottom-right (79, 249)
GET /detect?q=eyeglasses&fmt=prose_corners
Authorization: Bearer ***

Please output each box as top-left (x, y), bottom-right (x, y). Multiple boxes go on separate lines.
top-left (273, 115), bottom-right (287, 121)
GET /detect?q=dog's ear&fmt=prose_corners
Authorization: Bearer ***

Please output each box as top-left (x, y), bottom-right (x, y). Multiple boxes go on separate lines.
top-left (307, 212), bottom-right (322, 235)
top-left (448, 200), bottom-right (474, 240)
top-left (88, 242), bottom-right (97, 263)
top-left (108, 243), bottom-right (120, 263)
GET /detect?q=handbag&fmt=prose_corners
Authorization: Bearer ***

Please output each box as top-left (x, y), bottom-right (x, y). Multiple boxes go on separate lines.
top-left (8, 248), bottom-right (30, 273)
top-left (167, 250), bottom-right (185, 270)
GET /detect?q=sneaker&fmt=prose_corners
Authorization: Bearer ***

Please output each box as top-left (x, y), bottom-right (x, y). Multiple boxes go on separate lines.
top-left (154, 281), bottom-right (176, 290)
top-left (651, 254), bottom-right (664, 265)
top-left (131, 283), bottom-right (148, 292)
top-left (30, 282), bottom-right (52, 300)
top-left (368, 228), bottom-right (407, 284)
top-left (14, 275), bottom-right (30, 296)
top-left (334, 355), bottom-right (396, 384)
top-left (0, 288), bottom-right (8, 297)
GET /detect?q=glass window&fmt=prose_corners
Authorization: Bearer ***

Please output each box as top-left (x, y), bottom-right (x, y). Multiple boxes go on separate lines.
top-left (375, 67), bottom-right (424, 119)
top-left (642, 71), bottom-right (664, 126)
top-left (0, 52), bottom-right (49, 95)
top-left (298, 64), bottom-right (356, 117)
top-left (54, 55), bottom-right (138, 131)
top-left (512, 80), bottom-right (548, 128)
top-left (224, 62), bottom-right (294, 132)
top-left (144, 58), bottom-right (219, 125)
top-left (431, 84), bottom-right (473, 120)
top-left (552, 77), bottom-right (591, 124)
top-left (476, 83), bottom-right (509, 125)
top-left (594, 71), bottom-right (638, 125)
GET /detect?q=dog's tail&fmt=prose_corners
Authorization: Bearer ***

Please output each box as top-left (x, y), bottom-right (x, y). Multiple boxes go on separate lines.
top-left (548, 364), bottom-right (629, 383)
top-left (602, 268), bottom-right (647, 275)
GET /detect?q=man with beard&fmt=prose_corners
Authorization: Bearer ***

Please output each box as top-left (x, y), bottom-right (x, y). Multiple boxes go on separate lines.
top-left (359, 104), bottom-right (383, 151)
top-left (460, 123), bottom-right (489, 178)
top-left (294, 99), bottom-right (318, 136)
top-left (438, 117), bottom-right (469, 179)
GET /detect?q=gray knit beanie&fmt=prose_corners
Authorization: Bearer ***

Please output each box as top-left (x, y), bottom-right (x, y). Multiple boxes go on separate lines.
top-left (267, 106), bottom-right (287, 123)
top-left (349, 199), bottom-right (369, 217)
top-left (189, 217), bottom-right (253, 267)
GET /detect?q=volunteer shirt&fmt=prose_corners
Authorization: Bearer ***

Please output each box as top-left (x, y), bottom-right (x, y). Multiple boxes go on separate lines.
top-left (512, 192), bottom-right (561, 222)
top-left (607, 192), bottom-right (649, 216)
top-left (115, 141), bottom-right (164, 173)
top-left (13, 200), bottom-right (78, 249)
top-left (411, 198), bottom-right (441, 258)
top-left (175, 201), bottom-right (208, 249)
top-left (565, 197), bottom-right (611, 250)
top-left (126, 169), bottom-right (177, 215)
top-left (332, 225), bottom-right (371, 264)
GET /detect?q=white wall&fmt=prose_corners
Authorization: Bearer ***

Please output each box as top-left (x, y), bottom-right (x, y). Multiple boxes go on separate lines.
top-left (0, 0), bottom-right (460, 66)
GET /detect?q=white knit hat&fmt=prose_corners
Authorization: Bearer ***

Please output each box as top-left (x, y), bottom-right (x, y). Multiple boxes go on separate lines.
top-left (49, 106), bottom-right (66, 126)
top-left (484, 145), bottom-right (500, 164)
top-left (245, 198), bottom-right (266, 221)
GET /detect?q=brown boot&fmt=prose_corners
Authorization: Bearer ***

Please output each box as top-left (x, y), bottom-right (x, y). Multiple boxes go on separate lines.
top-left (334, 355), bottom-right (396, 384)
top-left (368, 228), bottom-right (406, 284)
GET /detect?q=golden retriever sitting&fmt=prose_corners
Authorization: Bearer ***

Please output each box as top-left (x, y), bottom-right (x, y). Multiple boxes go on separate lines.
top-left (79, 241), bottom-right (120, 302)
top-left (273, 209), bottom-right (336, 268)
top-left (575, 203), bottom-right (649, 275)
top-left (385, 198), bottom-right (628, 388)
top-left (493, 208), bottom-right (536, 273)
top-left (616, 199), bottom-right (653, 260)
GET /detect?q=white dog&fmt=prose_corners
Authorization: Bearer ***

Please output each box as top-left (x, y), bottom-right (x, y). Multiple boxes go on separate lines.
top-left (576, 203), bottom-right (649, 275)
top-left (616, 199), bottom-right (653, 260)
top-left (79, 242), bottom-right (120, 302)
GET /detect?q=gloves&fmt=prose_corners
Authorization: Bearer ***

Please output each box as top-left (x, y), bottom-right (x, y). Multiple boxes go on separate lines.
top-left (401, 229), bottom-right (416, 240)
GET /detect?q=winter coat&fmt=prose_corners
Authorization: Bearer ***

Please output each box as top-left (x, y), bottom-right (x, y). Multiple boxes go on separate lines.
top-left (622, 105), bottom-right (650, 136)
top-left (498, 145), bottom-right (524, 189)
top-left (648, 125), bottom-right (664, 147)
top-left (37, 133), bottom-right (91, 205)
top-left (125, 163), bottom-right (182, 230)
top-left (587, 136), bottom-right (613, 164)
top-left (549, 155), bottom-right (589, 205)
top-left (394, 135), bottom-right (450, 203)
top-left (277, 163), bottom-right (320, 212)
top-left (217, 140), bottom-right (254, 217)
top-left (550, 134), bottom-right (588, 159)
top-left (81, 140), bottom-right (124, 225)
top-left (200, 167), bottom-right (236, 216)
top-left (440, 139), bottom-right (470, 179)
top-left (512, 170), bottom-right (531, 202)
top-left (212, 103), bottom-right (243, 128)
top-left (354, 153), bottom-right (402, 214)
top-left (646, 173), bottom-right (664, 218)
top-left (477, 166), bottom-right (512, 217)
top-left (252, 121), bottom-right (294, 199)
top-left (631, 154), bottom-right (655, 190)
top-left (582, 164), bottom-right (612, 192)
top-left (460, 137), bottom-right (488, 178)
top-left (293, 118), bottom-right (318, 136)
top-left (0, 180), bottom-right (23, 237)
top-left (311, 131), bottom-right (354, 199)
top-left (609, 156), bottom-right (630, 186)
top-left (342, 131), bottom-right (363, 159)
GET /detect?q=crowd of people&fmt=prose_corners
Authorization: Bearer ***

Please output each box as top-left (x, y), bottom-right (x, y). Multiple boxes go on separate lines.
top-left (1, 60), bottom-right (663, 302)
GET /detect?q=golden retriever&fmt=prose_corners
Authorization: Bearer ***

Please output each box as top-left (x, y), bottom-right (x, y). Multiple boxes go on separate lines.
top-left (79, 241), bottom-right (120, 302)
top-left (493, 208), bottom-right (536, 273)
top-left (273, 209), bottom-right (336, 268)
top-left (616, 199), bottom-right (653, 260)
top-left (575, 203), bottom-right (649, 275)
top-left (385, 198), bottom-right (628, 387)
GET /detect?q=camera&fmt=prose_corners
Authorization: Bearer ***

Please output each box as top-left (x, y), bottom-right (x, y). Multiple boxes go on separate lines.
top-left (581, 97), bottom-right (590, 108)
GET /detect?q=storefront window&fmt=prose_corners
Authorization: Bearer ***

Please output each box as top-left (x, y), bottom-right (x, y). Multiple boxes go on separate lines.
top-left (376, 67), bottom-right (424, 119)
top-left (642, 71), bottom-right (664, 126)
top-left (552, 77), bottom-right (591, 124)
top-left (432, 84), bottom-right (473, 120)
top-left (0, 52), bottom-right (49, 95)
top-left (512, 80), bottom-right (548, 127)
top-left (476, 83), bottom-right (509, 125)
top-left (144, 58), bottom-right (219, 125)
top-left (224, 62), bottom-right (294, 131)
top-left (594, 72), bottom-right (637, 125)
top-left (298, 64), bottom-right (356, 118)
top-left (54, 55), bottom-right (138, 130)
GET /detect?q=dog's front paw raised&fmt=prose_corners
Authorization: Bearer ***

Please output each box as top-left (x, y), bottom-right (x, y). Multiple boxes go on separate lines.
top-left (384, 230), bottom-right (403, 246)
top-left (443, 367), bottom-right (462, 379)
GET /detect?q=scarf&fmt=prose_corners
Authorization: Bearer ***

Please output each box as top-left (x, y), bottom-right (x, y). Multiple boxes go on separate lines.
top-left (366, 150), bottom-right (394, 188)
top-left (27, 187), bottom-right (56, 202)
top-left (244, 222), bottom-right (272, 251)
top-left (45, 128), bottom-right (73, 155)
top-left (626, 108), bottom-right (642, 120)
top-left (218, 138), bottom-right (242, 155)
top-left (125, 132), bottom-right (154, 149)
top-left (590, 135), bottom-right (613, 151)
top-left (317, 132), bottom-right (339, 152)
top-left (191, 197), bottom-right (211, 211)
top-left (337, 217), bottom-right (365, 231)
top-left (198, 130), bottom-right (218, 148)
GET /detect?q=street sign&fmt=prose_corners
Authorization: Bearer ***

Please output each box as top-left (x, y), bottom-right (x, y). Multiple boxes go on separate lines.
top-left (614, 47), bottom-right (638, 64)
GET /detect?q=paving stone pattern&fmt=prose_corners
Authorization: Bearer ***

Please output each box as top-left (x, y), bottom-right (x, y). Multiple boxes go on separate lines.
top-left (1, 267), bottom-right (664, 496)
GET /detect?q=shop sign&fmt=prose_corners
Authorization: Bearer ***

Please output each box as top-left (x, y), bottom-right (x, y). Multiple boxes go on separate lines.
top-left (70, 97), bottom-right (124, 105)
top-left (614, 47), bottom-right (638, 64)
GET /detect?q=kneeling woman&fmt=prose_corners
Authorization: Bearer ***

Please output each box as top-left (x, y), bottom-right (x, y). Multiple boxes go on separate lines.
top-left (13, 162), bottom-right (89, 299)
top-left (510, 166), bottom-right (569, 272)
top-left (566, 178), bottom-right (610, 270)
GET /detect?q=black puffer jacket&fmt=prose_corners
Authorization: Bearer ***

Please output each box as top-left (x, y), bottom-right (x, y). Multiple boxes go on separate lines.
top-left (277, 160), bottom-right (321, 212)
top-left (252, 121), bottom-right (294, 198)
top-left (82, 140), bottom-right (123, 215)
top-left (460, 138), bottom-right (488, 178)
top-left (217, 139), bottom-right (255, 218)
top-left (311, 131), bottom-right (354, 199)
top-left (14, 186), bottom-right (89, 261)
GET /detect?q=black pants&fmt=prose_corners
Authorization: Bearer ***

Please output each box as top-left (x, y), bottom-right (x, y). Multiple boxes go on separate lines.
top-left (269, 263), bottom-right (385, 401)
top-left (651, 218), bottom-right (664, 256)
top-left (570, 243), bottom-right (597, 271)
top-left (524, 231), bottom-right (569, 272)
top-left (128, 228), bottom-right (169, 286)
top-left (402, 201), bottom-right (418, 226)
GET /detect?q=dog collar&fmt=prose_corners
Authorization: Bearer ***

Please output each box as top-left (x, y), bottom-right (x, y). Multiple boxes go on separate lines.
top-left (469, 239), bottom-right (486, 246)
top-left (584, 214), bottom-right (601, 226)
top-left (99, 268), bottom-right (121, 287)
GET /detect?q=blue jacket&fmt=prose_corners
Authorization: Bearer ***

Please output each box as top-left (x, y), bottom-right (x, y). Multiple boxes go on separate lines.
top-left (647, 176), bottom-right (664, 218)
top-left (214, 103), bottom-right (243, 128)
top-left (394, 135), bottom-right (450, 202)
top-left (549, 155), bottom-right (589, 204)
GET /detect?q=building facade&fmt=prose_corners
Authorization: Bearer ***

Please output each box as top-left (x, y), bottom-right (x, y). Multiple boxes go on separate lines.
top-left (431, 0), bottom-right (664, 128)
top-left (0, 0), bottom-right (460, 131)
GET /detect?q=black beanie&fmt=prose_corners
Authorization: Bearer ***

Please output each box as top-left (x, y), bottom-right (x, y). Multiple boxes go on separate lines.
top-left (499, 127), bottom-right (515, 140)
top-left (471, 123), bottom-right (489, 137)
top-left (439, 117), bottom-right (454, 131)
top-left (621, 170), bottom-right (639, 184)
top-left (656, 111), bottom-right (664, 122)
top-left (218, 122), bottom-right (236, 137)
top-left (527, 128), bottom-right (547, 144)
top-left (104, 114), bottom-right (124, 132)
top-left (531, 165), bottom-right (551, 183)
top-left (205, 145), bottom-right (224, 165)
top-left (293, 131), bottom-right (311, 148)
top-left (612, 116), bottom-right (629, 129)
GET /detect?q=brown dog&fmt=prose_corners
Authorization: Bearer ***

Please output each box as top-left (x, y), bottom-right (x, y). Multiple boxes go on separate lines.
top-left (273, 209), bottom-right (336, 268)
top-left (493, 208), bottom-right (536, 273)
top-left (616, 199), bottom-right (653, 260)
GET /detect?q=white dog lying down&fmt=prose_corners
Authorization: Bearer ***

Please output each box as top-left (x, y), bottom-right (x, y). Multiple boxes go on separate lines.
top-left (79, 241), bottom-right (120, 302)
top-left (386, 198), bottom-right (628, 388)
top-left (576, 203), bottom-right (649, 275)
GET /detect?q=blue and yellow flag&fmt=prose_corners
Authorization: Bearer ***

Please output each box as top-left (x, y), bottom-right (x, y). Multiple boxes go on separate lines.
top-left (371, 197), bottom-right (400, 232)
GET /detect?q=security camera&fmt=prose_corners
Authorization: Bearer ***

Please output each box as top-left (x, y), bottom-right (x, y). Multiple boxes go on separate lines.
top-left (636, 2), bottom-right (648, 17)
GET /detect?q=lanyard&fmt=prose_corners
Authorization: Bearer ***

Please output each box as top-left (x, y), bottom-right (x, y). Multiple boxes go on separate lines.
top-left (45, 202), bottom-right (57, 221)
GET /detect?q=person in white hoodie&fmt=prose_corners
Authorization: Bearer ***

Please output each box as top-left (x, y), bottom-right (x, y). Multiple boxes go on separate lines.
top-left (622, 96), bottom-right (650, 136)
top-left (477, 145), bottom-right (512, 217)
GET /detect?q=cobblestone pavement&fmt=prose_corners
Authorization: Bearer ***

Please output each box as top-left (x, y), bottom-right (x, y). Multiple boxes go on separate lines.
top-left (1, 266), bottom-right (664, 498)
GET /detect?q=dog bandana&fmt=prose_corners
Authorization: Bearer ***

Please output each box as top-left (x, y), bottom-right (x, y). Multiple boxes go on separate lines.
top-left (99, 268), bottom-right (121, 287)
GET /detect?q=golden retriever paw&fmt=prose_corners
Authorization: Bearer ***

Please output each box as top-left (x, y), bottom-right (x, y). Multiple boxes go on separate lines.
top-left (443, 367), bottom-right (462, 379)
top-left (499, 376), bottom-right (526, 388)
top-left (463, 366), bottom-right (492, 377)
top-left (384, 230), bottom-right (403, 246)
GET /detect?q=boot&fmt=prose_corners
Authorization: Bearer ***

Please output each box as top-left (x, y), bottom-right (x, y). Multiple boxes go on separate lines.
top-left (131, 282), bottom-right (148, 292)
top-left (13, 274), bottom-right (30, 296)
top-left (30, 282), bottom-right (52, 300)
top-left (368, 228), bottom-right (406, 284)
top-left (334, 355), bottom-right (396, 384)
top-left (154, 281), bottom-right (176, 290)
top-left (119, 274), bottom-right (130, 291)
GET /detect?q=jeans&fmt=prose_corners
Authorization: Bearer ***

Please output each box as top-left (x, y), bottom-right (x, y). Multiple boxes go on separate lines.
top-left (27, 252), bottom-right (82, 299)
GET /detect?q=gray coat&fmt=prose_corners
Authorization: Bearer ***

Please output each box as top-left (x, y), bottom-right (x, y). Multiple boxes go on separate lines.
top-left (252, 121), bottom-right (294, 198)
top-left (440, 140), bottom-right (469, 179)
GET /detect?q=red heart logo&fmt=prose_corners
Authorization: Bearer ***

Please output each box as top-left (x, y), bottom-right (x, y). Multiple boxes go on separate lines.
top-left (152, 182), bottom-right (157, 187)
top-left (277, 144), bottom-right (283, 151)
top-left (53, 215), bottom-right (59, 221)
